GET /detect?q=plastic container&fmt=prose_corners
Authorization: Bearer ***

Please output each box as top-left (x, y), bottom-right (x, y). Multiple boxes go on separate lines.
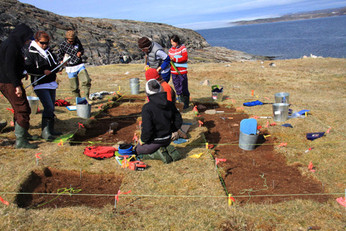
top-left (239, 131), bottom-right (259, 151)
top-left (274, 92), bottom-right (289, 104)
top-left (211, 85), bottom-right (223, 102)
top-left (76, 104), bottom-right (91, 119)
top-left (27, 96), bottom-right (39, 114)
top-left (130, 78), bottom-right (140, 95)
top-left (273, 103), bottom-right (289, 122)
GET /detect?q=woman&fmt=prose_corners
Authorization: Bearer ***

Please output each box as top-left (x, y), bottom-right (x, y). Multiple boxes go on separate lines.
top-left (24, 31), bottom-right (62, 140)
top-left (0, 23), bottom-right (38, 149)
top-left (168, 35), bottom-right (190, 109)
top-left (136, 79), bottom-right (182, 162)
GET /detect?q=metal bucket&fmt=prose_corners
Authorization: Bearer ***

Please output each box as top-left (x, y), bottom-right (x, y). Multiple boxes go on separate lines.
top-left (130, 78), bottom-right (140, 95)
top-left (239, 130), bottom-right (259, 151)
top-left (27, 96), bottom-right (39, 114)
top-left (76, 104), bottom-right (91, 119)
top-left (273, 103), bottom-right (289, 122)
top-left (212, 92), bottom-right (223, 102)
top-left (274, 92), bottom-right (289, 104)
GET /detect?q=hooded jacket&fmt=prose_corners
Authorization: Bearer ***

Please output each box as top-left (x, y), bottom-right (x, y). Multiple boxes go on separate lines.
top-left (141, 92), bottom-right (182, 144)
top-left (0, 24), bottom-right (34, 87)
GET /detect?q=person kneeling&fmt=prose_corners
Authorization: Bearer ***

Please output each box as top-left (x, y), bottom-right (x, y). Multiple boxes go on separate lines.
top-left (136, 79), bottom-right (182, 163)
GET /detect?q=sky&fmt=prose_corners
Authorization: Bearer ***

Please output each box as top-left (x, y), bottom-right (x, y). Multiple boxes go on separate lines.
top-left (19, 0), bottom-right (346, 30)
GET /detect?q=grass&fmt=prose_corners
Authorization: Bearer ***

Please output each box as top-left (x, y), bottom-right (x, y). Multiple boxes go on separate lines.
top-left (0, 58), bottom-right (345, 230)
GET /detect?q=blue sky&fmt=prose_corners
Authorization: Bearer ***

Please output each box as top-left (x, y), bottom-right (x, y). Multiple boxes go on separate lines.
top-left (19, 0), bottom-right (346, 30)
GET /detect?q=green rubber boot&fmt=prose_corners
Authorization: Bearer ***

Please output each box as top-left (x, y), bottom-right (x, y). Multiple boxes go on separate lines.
top-left (139, 147), bottom-right (173, 164)
top-left (41, 118), bottom-right (56, 141)
top-left (15, 123), bottom-right (38, 149)
top-left (166, 145), bottom-right (183, 161)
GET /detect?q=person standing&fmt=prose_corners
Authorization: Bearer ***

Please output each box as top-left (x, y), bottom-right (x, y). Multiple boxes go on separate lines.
top-left (24, 31), bottom-right (62, 141)
top-left (57, 30), bottom-right (91, 100)
top-left (0, 24), bottom-right (37, 149)
top-left (138, 37), bottom-right (171, 83)
top-left (168, 35), bottom-right (190, 109)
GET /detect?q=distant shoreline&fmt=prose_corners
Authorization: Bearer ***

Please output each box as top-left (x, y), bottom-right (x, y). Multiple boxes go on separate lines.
top-left (232, 7), bottom-right (346, 25)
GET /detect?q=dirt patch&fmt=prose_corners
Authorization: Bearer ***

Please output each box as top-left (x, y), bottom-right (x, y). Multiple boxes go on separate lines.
top-left (15, 167), bottom-right (123, 209)
top-left (199, 103), bottom-right (329, 204)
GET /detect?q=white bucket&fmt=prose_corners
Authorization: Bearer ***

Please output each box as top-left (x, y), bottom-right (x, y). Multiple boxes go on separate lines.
top-left (239, 131), bottom-right (259, 151)
top-left (274, 92), bottom-right (289, 104)
top-left (130, 78), bottom-right (140, 95)
top-left (76, 104), bottom-right (91, 119)
top-left (27, 96), bottom-right (39, 114)
top-left (273, 103), bottom-right (289, 122)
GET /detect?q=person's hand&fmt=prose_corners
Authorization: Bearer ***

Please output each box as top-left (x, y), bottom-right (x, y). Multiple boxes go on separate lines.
top-left (157, 67), bottom-right (162, 72)
top-left (77, 52), bottom-right (82, 57)
top-left (44, 70), bottom-right (52, 76)
top-left (144, 65), bottom-right (149, 71)
top-left (24, 73), bottom-right (29, 80)
top-left (15, 86), bottom-right (22, 98)
top-left (171, 131), bottom-right (179, 140)
top-left (139, 139), bottom-right (143, 145)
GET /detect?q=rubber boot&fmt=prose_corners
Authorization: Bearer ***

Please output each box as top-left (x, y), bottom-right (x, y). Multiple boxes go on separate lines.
top-left (166, 145), bottom-right (183, 161)
top-left (48, 118), bottom-right (62, 136)
top-left (139, 147), bottom-right (173, 164)
top-left (15, 123), bottom-right (38, 149)
top-left (181, 95), bottom-right (190, 109)
top-left (41, 118), bottom-right (56, 141)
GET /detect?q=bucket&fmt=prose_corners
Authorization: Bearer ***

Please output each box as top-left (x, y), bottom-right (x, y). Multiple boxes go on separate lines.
top-left (27, 96), bottom-right (39, 114)
top-left (130, 78), bottom-right (140, 95)
top-left (273, 103), bottom-right (289, 122)
top-left (274, 92), bottom-right (289, 104)
top-left (239, 130), bottom-right (259, 151)
top-left (76, 104), bottom-right (91, 119)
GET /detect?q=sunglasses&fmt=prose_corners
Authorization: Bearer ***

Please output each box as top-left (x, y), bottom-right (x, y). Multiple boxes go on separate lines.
top-left (39, 41), bottom-right (49, 45)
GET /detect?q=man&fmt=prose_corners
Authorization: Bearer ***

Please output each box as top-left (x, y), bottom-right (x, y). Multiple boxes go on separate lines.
top-left (0, 23), bottom-right (38, 149)
top-left (57, 30), bottom-right (91, 101)
top-left (138, 37), bottom-right (171, 83)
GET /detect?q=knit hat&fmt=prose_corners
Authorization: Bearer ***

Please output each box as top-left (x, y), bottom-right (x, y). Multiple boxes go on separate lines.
top-left (146, 79), bottom-right (162, 95)
top-left (65, 30), bottom-right (76, 39)
top-left (138, 37), bottom-right (151, 49)
top-left (145, 68), bottom-right (160, 81)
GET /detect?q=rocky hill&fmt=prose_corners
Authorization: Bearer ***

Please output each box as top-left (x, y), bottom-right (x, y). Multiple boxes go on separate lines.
top-left (0, 0), bottom-right (269, 65)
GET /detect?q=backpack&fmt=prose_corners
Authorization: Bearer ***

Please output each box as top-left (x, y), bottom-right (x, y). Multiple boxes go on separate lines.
top-left (83, 146), bottom-right (117, 160)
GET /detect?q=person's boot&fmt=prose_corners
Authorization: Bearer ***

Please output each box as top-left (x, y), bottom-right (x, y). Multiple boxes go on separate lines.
top-left (139, 147), bottom-right (173, 164)
top-left (48, 117), bottom-right (62, 136)
top-left (41, 118), bottom-right (56, 141)
top-left (15, 123), bottom-right (38, 149)
top-left (181, 95), bottom-right (190, 109)
top-left (166, 145), bottom-right (183, 161)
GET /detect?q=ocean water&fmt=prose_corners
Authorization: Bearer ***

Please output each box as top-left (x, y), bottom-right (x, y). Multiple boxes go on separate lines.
top-left (197, 15), bottom-right (346, 59)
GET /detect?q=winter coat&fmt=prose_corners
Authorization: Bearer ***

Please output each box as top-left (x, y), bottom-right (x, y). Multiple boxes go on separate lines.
top-left (0, 24), bottom-right (34, 86)
top-left (141, 92), bottom-right (182, 144)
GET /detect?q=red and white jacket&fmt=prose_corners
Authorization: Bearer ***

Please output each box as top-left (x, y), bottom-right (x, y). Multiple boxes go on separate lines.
top-left (168, 45), bottom-right (188, 75)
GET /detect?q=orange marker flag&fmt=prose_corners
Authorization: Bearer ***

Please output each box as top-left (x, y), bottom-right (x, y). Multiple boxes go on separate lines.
top-left (278, 142), bottom-right (287, 147)
top-left (35, 153), bottom-right (42, 159)
top-left (251, 90), bottom-right (254, 96)
top-left (215, 158), bottom-right (226, 166)
top-left (58, 139), bottom-right (64, 146)
top-left (0, 196), bottom-right (9, 206)
top-left (228, 194), bottom-right (235, 206)
top-left (308, 161), bottom-right (316, 172)
top-left (198, 120), bottom-right (203, 127)
top-left (78, 122), bottom-right (84, 129)
top-left (6, 108), bottom-right (14, 114)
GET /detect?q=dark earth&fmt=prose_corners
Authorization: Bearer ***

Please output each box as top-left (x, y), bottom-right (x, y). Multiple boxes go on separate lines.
top-left (15, 97), bottom-right (329, 208)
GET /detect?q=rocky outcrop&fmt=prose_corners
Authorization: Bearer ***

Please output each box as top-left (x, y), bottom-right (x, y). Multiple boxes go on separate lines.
top-left (0, 0), bottom-right (269, 65)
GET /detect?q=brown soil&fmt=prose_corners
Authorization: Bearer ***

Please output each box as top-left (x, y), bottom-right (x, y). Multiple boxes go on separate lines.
top-left (15, 99), bottom-right (329, 208)
top-left (15, 167), bottom-right (123, 209)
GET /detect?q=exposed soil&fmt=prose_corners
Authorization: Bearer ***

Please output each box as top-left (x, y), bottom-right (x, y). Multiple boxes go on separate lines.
top-left (15, 98), bottom-right (329, 208)
top-left (15, 167), bottom-right (123, 209)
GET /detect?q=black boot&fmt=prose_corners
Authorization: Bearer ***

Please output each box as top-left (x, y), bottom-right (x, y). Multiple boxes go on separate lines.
top-left (181, 95), bottom-right (190, 109)
top-left (41, 118), bottom-right (56, 141)
top-left (48, 118), bottom-right (62, 136)
top-left (15, 123), bottom-right (38, 149)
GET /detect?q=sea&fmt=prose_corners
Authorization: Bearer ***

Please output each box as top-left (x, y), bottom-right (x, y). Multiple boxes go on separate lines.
top-left (196, 15), bottom-right (346, 60)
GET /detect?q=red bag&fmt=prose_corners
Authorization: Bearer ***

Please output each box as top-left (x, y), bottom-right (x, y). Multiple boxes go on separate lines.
top-left (83, 146), bottom-right (116, 160)
top-left (55, 99), bottom-right (71, 106)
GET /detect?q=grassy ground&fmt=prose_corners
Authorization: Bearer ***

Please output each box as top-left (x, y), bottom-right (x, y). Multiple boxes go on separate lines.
top-left (0, 58), bottom-right (345, 230)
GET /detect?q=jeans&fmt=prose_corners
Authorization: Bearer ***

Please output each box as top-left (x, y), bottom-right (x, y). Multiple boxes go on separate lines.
top-left (34, 89), bottom-right (56, 118)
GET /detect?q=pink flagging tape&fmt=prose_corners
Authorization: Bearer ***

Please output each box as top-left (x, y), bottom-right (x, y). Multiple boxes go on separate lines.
top-left (336, 197), bottom-right (346, 207)
top-left (278, 142), bottom-right (287, 147)
top-left (215, 158), bottom-right (226, 166)
top-left (35, 153), bottom-right (42, 159)
top-left (308, 161), bottom-right (316, 172)
top-left (6, 108), bottom-right (14, 114)
top-left (78, 122), bottom-right (84, 129)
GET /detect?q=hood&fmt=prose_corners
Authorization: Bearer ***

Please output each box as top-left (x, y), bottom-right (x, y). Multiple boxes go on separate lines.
top-left (148, 92), bottom-right (168, 109)
top-left (9, 24), bottom-right (34, 48)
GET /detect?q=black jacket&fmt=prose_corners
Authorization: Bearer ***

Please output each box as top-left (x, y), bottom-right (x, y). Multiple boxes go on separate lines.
top-left (141, 92), bottom-right (182, 144)
top-left (0, 24), bottom-right (33, 87)
top-left (23, 42), bottom-right (58, 86)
